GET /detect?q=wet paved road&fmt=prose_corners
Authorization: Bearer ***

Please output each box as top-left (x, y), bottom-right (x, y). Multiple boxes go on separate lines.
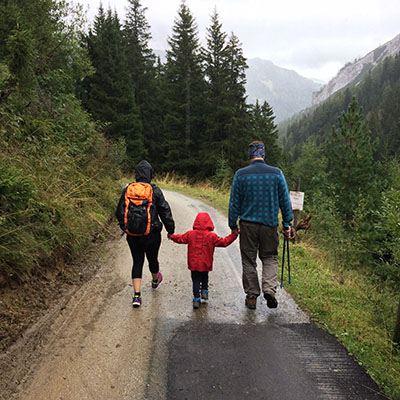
top-left (3, 191), bottom-right (384, 400)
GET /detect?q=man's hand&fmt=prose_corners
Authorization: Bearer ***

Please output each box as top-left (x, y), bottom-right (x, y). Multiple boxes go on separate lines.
top-left (167, 233), bottom-right (173, 240)
top-left (282, 226), bottom-right (293, 240)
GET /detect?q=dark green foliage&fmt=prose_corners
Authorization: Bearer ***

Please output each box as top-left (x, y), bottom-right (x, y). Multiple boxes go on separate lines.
top-left (201, 9), bottom-right (230, 176)
top-left (201, 12), bottom-right (255, 176)
top-left (376, 159), bottom-right (400, 282)
top-left (222, 32), bottom-right (251, 172)
top-left (292, 140), bottom-right (328, 200)
top-left (248, 100), bottom-right (281, 166)
top-left (161, 2), bottom-right (207, 175)
top-left (81, 6), bottom-right (144, 164)
top-left (326, 97), bottom-right (377, 225)
top-left (282, 54), bottom-right (400, 162)
top-left (212, 154), bottom-right (234, 188)
top-left (290, 87), bottom-right (399, 293)
top-left (0, 1), bottom-right (124, 281)
top-left (124, 0), bottom-right (160, 167)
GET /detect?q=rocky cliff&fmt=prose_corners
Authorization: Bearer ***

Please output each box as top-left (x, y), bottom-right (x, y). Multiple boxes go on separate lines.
top-left (312, 33), bottom-right (400, 105)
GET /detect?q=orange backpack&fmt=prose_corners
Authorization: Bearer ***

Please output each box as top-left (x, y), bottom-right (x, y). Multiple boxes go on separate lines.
top-left (123, 182), bottom-right (153, 236)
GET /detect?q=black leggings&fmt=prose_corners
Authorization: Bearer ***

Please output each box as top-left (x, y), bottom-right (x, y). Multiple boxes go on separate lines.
top-left (126, 231), bottom-right (161, 279)
top-left (191, 271), bottom-right (209, 298)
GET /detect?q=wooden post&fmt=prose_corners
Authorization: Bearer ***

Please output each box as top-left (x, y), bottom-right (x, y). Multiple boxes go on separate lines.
top-left (293, 177), bottom-right (301, 229)
top-left (394, 297), bottom-right (400, 346)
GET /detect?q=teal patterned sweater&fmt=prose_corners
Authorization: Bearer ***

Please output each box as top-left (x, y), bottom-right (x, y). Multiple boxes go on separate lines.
top-left (228, 160), bottom-right (293, 230)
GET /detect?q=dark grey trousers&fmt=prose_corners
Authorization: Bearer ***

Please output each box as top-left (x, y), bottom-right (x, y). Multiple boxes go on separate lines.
top-left (239, 220), bottom-right (279, 298)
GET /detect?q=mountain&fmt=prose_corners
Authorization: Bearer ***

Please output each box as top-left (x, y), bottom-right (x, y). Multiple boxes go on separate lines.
top-left (312, 33), bottom-right (400, 105)
top-left (245, 58), bottom-right (323, 122)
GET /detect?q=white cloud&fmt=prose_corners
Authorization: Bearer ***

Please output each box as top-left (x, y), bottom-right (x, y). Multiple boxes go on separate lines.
top-left (77, 0), bottom-right (400, 82)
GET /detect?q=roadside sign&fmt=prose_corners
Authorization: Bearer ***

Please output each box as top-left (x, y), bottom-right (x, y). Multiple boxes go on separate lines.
top-left (290, 191), bottom-right (304, 211)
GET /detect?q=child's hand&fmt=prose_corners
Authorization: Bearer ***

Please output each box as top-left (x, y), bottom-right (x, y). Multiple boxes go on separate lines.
top-left (167, 233), bottom-right (173, 240)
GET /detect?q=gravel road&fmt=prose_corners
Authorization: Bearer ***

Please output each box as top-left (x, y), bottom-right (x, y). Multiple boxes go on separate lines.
top-left (1, 191), bottom-right (383, 400)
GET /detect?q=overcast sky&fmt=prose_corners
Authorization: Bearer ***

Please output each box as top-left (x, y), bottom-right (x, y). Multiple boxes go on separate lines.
top-left (77, 0), bottom-right (400, 83)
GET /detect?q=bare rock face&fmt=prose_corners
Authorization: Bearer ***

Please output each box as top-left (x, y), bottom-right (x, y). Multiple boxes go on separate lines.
top-left (312, 33), bottom-right (400, 105)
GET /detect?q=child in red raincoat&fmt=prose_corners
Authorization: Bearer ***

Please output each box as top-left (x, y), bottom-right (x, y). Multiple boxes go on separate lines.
top-left (168, 212), bottom-right (238, 309)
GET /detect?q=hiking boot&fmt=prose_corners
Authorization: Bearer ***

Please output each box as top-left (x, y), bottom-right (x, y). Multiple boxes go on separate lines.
top-left (264, 291), bottom-right (278, 308)
top-left (132, 295), bottom-right (142, 308)
top-left (193, 297), bottom-right (201, 309)
top-left (201, 290), bottom-right (208, 300)
top-left (245, 296), bottom-right (257, 310)
top-left (152, 272), bottom-right (163, 289)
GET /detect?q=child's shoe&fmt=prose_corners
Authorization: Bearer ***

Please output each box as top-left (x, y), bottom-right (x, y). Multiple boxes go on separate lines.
top-left (132, 295), bottom-right (142, 308)
top-left (193, 297), bottom-right (201, 309)
top-left (152, 272), bottom-right (163, 289)
top-left (201, 290), bottom-right (208, 300)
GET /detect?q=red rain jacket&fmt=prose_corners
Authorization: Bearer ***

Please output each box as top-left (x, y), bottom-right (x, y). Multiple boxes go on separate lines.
top-left (170, 212), bottom-right (238, 272)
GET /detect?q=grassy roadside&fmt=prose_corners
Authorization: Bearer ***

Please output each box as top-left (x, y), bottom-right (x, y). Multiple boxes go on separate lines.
top-left (157, 176), bottom-right (400, 400)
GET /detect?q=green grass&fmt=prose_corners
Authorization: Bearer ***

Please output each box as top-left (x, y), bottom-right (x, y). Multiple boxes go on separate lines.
top-left (0, 134), bottom-right (122, 280)
top-left (158, 175), bottom-right (400, 400)
top-left (287, 241), bottom-right (400, 399)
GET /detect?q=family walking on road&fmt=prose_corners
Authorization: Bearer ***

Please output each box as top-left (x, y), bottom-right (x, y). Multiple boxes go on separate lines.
top-left (115, 141), bottom-right (293, 310)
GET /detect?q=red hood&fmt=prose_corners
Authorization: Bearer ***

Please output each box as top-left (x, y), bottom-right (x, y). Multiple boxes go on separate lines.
top-left (193, 212), bottom-right (214, 231)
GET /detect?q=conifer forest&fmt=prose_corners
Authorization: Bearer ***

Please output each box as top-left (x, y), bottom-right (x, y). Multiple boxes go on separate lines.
top-left (0, 0), bottom-right (281, 278)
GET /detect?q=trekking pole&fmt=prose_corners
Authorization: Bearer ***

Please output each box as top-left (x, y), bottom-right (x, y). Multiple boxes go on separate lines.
top-left (280, 237), bottom-right (292, 287)
top-left (280, 238), bottom-right (286, 288)
top-left (287, 238), bottom-right (291, 284)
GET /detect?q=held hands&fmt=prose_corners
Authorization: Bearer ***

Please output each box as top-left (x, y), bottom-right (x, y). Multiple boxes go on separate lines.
top-left (167, 233), bottom-right (173, 240)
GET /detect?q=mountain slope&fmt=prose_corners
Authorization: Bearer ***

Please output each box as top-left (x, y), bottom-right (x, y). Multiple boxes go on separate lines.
top-left (312, 33), bottom-right (400, 105)
top-left (282, 52), bottom-right (400, 161)
top-left (245, 58), bottom-right (322, 122)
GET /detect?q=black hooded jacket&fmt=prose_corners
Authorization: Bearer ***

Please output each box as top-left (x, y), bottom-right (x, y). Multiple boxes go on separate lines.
top-left (115, 160), bottom-right (175, 234)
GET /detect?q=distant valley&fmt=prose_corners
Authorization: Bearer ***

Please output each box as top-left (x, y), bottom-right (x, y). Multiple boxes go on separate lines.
top-left (245, 58), bottom-right (322, 122)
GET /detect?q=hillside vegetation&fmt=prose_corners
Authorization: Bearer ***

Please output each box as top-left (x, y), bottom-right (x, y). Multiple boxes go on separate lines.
top-left (282, 53), bottom-right (400, 160)
top-left (0, 1), bottom-right (124, 284)
top-left (279, 53), bottom-right (400, 291)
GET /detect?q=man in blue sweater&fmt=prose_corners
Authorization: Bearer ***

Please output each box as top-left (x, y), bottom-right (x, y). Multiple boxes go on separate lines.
top-left (229, 141), bottom-right (293, 310)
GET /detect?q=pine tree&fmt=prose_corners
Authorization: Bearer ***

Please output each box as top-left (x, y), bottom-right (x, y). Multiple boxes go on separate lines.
top-left (1, 0), bottom-right (90, 108)
top-left (82, 6), bottom-right (144, 164)
top-left (162, 2), bottom-right (207, 174)
top-left (201, 8), bottom-right (230, 177)
top-left (248, 100), bottom-right (281, 166)
top-left (124, 0), bottom-right (159, 165)
top-left (124, 0), bottom-right (155, 102)
top-left (223, 32), bottom-right (250, 172)
top-left (327, 96), bottom-right (377, 225)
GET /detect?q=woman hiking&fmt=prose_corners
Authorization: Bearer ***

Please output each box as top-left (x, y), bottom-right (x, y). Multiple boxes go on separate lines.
top-left (116, 160), bottom-right (175, 307)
